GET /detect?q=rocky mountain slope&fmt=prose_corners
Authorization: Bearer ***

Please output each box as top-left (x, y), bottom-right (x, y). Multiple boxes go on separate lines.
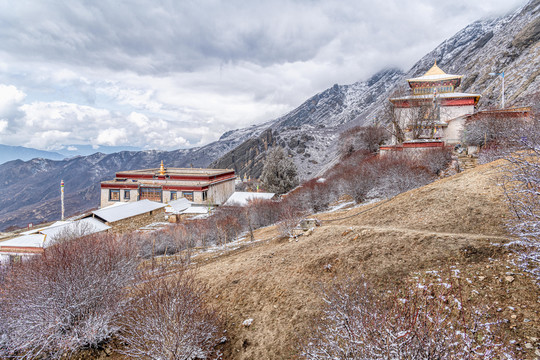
top-left (1, 0), bottom-right (539, 231)
top-left (212, 0), bottom-right (540, 180)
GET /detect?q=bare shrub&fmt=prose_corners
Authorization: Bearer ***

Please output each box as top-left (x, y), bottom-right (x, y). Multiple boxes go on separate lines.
top-left (330, 153), bottom-right (433, 203)
top-left (372, 154), bottom-right (434, 198)
top-left (417, 147), bottom-right (454, 175)
top-left (289, 179), bottom-right (338, 213)
top-left (0, 234), bottom-right (139, 359)
top-left (278, 200), bottom-right (305, 237)
top-left (301, 274), bottom-right (513, 359)
top-left (501, 115), bottom-right (540, 282)
top-left (48, 219), bottom-right (100, 244)
top-left (117, 270), bottom-right (222, 360)
top-left (339, 125), bottom-right (389, 159)
top-left (247, 199), bottom-right (282, 228)
top-left (212, 205), bottom-right (246, 244)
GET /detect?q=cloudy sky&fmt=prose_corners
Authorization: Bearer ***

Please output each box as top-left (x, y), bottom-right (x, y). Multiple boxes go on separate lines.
top-left (0, 0), bottom-right (526, 152)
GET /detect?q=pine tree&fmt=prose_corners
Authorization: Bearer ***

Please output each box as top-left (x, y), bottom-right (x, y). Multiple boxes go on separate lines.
top-left (261, 147), bottom-right (299, 195)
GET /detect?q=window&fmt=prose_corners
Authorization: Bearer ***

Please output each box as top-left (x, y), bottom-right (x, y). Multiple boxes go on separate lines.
top-left (109, 189), bottom-right (120, 201)
top-left (140, 187), bottom-right (162, 202)
top-left (170, 191), bottom-right (177, 200)
top-left (202, 190), bottom-right (208, 201)
top-left (182, 191), bottom-right (194, 201)
top-left (124, 190), bottom-right (130, 200)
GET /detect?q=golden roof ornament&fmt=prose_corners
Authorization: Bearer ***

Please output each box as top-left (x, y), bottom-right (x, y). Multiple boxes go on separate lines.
top-left (159, 160), bottom-right (166, 176)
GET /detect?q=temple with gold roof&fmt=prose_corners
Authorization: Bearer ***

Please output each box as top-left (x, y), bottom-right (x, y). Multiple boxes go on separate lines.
top-left (388, 62), bottom-right (481, 145)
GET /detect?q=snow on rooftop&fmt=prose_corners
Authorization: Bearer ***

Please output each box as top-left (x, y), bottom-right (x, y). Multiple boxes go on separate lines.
top-left (0, 234), bottom-right (46, 248)
top-left (93, 199), bottom-right (166, 223)
top-left (41, 218), bottom-right (111, 240)
top-left (20, 221), bottom-right (70, 235)
top-left (165, 198), bottom-right (192, 213)
top-left (181, 206), bottom-right (210, 215)
top-left (224, 192), bottom-right (275, 206)
top-left (391, 92), bottom-right (481, 101)
top-left (1, 218), bottom-right (112, 250)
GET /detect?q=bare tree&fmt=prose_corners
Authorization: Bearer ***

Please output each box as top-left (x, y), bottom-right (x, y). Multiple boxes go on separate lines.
top-left (339, 126), bottom-right (389, 158)
top-left (0, 234), bottom-right (139, 359)
top-left (301, 274), bottom-right (513, 359)
top-left (117, 270), bottom-right (223, 360)
top-left (501, 114), bottom-right (540, 282)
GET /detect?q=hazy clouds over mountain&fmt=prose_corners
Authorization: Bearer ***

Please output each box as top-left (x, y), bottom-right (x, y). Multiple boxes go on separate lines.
top-left (0, 0), bottom-right (525, 152)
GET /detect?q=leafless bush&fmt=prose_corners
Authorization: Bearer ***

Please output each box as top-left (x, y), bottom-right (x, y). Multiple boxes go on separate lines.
top-left (289, 179), bottom-right (339, 213)
top-left (117, 270), bottom-right (222, 360)
top-left (247, 199), bottom-right (282, 228)
top-left (501, 116), bottom-right (540, 282)
top-left (0, 234), bottom-right (139, 359)
top-left (48, 219), bottom-right (99, 244)
top-left (330, 153), bottom-right (433, 203)
top-left (417, 147), bottom-right (454, 175)
top-left (301, 274), bottom-right (513, 359)
top-left (278, 200), bottom-right (305, 237)
top-left (339, 126), bottom-right (389, 159)
top-left (371, 154), bottom-right (434, 198)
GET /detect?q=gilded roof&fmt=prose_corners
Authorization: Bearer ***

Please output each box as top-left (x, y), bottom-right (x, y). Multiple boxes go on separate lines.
top-left (407, 61), bottom-right (462, 82)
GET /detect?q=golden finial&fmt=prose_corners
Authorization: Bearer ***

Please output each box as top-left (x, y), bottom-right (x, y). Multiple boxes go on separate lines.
top-left (159, 160), bottom-right (166, 176)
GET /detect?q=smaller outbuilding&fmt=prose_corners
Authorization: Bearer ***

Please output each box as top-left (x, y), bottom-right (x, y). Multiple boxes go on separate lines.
top-left (89, 199), bottom-right (167, 233)
top-left (0, 218), bottom-right (111, 263)
top-left (223, 191), bottom-right (276, 206)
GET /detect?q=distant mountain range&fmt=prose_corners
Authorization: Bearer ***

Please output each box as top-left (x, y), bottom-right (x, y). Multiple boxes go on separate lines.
top-left (0, 145), bottom-right (65, 164)
top-left (0, 144), bottom-right (143, 165)
top-left (0, 0), bottom-right (539, 231)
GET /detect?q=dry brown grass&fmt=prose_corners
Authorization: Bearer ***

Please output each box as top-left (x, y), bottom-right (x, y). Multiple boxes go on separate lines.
top-left (105, 161), bottom-right (539, 359)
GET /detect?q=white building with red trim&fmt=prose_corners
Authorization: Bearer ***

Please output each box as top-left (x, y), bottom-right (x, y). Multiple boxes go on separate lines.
top-left (388, 62), bottom-right (480, 148)
top-left (99, 162), bottom-right (236, 208)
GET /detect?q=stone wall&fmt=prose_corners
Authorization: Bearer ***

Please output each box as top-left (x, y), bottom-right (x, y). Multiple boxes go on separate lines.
top-left (208, 179), bottom-right (235, 204)
top-left (107, 208), bottom-right (166, 233)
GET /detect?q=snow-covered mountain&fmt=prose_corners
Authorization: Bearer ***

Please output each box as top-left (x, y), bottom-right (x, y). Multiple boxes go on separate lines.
top-left (212, 0), bottom-right (540, 180)
top-left (1, 0), bottom-right (539, 231)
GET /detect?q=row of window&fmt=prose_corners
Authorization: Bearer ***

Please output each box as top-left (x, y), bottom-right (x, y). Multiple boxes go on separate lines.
top-left (413, 86), bottom-right (454, 95)
top-left (109, 189), bottom-right (207, 202)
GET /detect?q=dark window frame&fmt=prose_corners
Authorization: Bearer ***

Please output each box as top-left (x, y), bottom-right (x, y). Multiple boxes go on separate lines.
top-left (182, 191), bottom-right (194, 201)
top-left (109, 189), bottom-right (120, 201)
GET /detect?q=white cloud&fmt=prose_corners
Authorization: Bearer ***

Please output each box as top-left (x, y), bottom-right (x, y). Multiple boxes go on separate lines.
top-left (0, 0), bottom-right (527, 152)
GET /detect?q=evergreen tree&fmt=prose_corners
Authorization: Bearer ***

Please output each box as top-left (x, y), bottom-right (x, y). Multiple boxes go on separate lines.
top-left (261, 147), bottom-right (299, 194)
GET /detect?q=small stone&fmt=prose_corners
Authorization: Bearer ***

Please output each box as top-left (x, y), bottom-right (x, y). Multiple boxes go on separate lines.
top-left (478, 276), bottom-right (486, 281)
top-left (505, 276), bottom-right (515, 283)
top-left (511, 314), bottom-right (517, 319)
top-left (524, 343), bottom-right (533, 349)
top-left (535, 349), bottom-right (540, 356)
top-left (242, 318), bottom-right (254, 327)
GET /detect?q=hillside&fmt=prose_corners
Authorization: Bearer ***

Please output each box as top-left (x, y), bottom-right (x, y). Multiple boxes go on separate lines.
top-left (187, 161), bottom-right (539, 359)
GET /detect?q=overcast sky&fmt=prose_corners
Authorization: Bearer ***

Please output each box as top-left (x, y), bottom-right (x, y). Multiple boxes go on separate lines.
top-left (0, 0), bottom-right (526, 152)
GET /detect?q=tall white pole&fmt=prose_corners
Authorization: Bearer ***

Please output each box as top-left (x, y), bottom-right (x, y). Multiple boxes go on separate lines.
top-left (61, 180), bottom-right (65, 221)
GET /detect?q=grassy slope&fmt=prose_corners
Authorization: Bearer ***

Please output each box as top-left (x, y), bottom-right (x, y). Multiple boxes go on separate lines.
top-left (192, 160), bottom-right (540, 359)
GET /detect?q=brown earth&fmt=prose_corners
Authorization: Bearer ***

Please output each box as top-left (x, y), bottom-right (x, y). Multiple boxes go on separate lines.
top-left (108, 160), bottom-right (540, 359)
